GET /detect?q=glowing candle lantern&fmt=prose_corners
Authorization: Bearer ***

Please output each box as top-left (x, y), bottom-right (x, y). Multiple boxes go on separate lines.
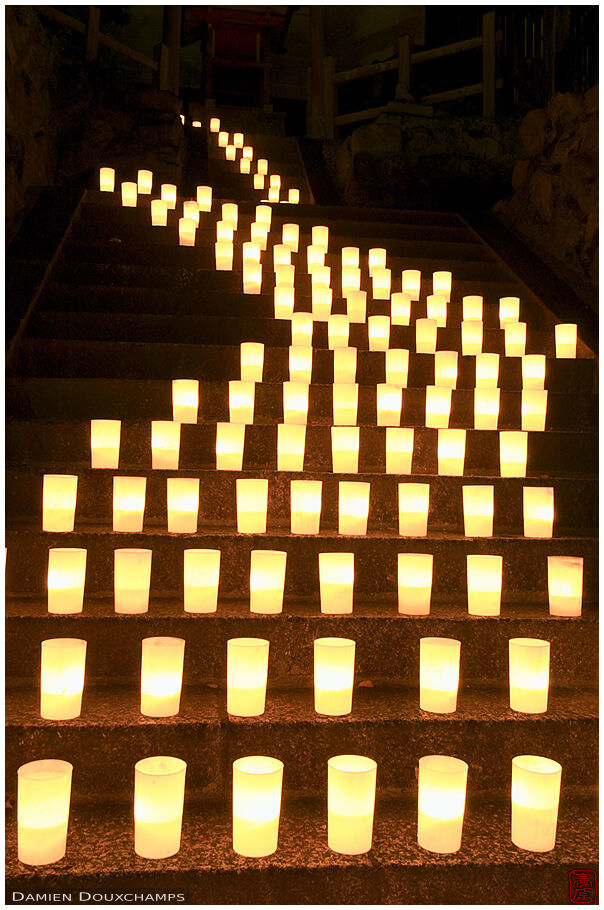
top-left (113, 476), bottom-right (146, 532)
top-left (331, 427), bottom-right (359, 473)
top-left (368, 315), bottom-right (391, 352)
top-left (43, 474), bottom-right (78, 532)
top-left (523, 487), bottom-right (554, 538)
top-left (319, 553), bottom-right (354, 614)
top-left (184, 549), bottom-right (221, 613)
top-left (334, 347), bottom-right (357, 383)
top-left (341, 246), bottom-right (359, 268)
top-left (250, 550), bottom-right (287, 614)
top-left (426, 295), bottom-right (448, 327)
top-left (161, 184), bottom-right (177, 209)
top-left (312, 225), bottom-right (329, 250)
top-left (522, 354), bottom-right (546, 390)
top-left (288, 188), bottom-right (300, 204)
top-left (273, 244), bottom-right (291, 268)
top-left (466, 554), bottom-right (503, 616)
top-left (270, 174), bottom-right (281, 188)
top-left (312, 286), bottom-right (333, 320)
top-left (229, 380), bottom-right (255, 424)
top-left (283, 381), bottom-right (309, 424)
top-left (268, 186), bottom-right (280, 202)
top-left (233, 132), bottom-right (244, 148)
top-left (222, 203), bottom-right (238, 229)
top-left (474, 387), bottom-right (500, 430)
top-left (333, 383), bottom-right (359, 426)
top-left (505, 321), bottom-right (527, 357)
top-left (307, 244), bottom-right (325, 271)
top-left (328, 315), bottom-right (350, 349)
top-left (500, 431), bottom-right (528, 478)
top-left (151, 199), bottom-right (168, 226)
top-left (327, 755), bottom-right (377, 855)
top-left (225, 144), bottom-right (236, 161)
top-left (191, 120), bottom-right (201, 128)
top-left (250, 221), bottom-right (268, 250)
top-left (242, 146), bottom-right (253, 160)
top-left (137, 169), bottom-right (153, 194)
top-left (432, 271), bottom-right (452, 300)
top-left (402, 269), bottom-right (421, 300)
top-left (346, 289), bottom-right (367, 324)
top-left (461, 319), bottom-right (483, 356)
top-left (341, 266), bottom-right (361, 296)
top-left (291, 480), bottom-right (322, 534)
top-left (254, 172), bottom-right (265, 189)
top-left (372, 267), bottom-right (391, 299)
top-left (278, 423), bottom-right (306, 471)
top-left (218, 131), bottom-right (228, 147)
top-left (114, 548), bottom-right (152, 614)
top-left (291, 312), bottom-right (313, 346)
top-left (509, 638), bottom-right (550, 714)
top-left (391, 292), bottom-right (412, 326)
top-left (178, 217), bottom-right (196, 247)
top-left (474, 352), bottom-right (499, 388)
top-left (463, 295), bottom-right (483, 321)
top-left (398, 483), bottom-right (430, 536)
top-left (241, 342), bottom-right (264, 382)
top-left (167, 478), bottom-right (199, 533)
top-left (338, 481), bottom-right (370, 536)
top-left (425, 386), bottom-right (452, 429)
top-left (99, 166), bottom-right (115, 192)
top-left (386, 427), bottom-right (414, 474)
top-left (216, 422), bottom-right (245, 471)
top-left (420, 638), bottom-right (461, 713)
top-left (172, 379), bottom-right (199, 424)
top-left (418, 755), bottom-right (468, 853)
top-left (416, 318), bottom-right (438, 354)
top-left (548, 556), bottom-right (583, 617)
top-left (499, 296), bottom-right (520, 326)
top-left (368, 248), bottom-right (386, 273)
top-left (17, 759), bottom-right (73, 866)
top-left (182, 200), bottom-right (199, 223)
top-left (312, 264), bottom-right (331, 289)
top-left (140, 637), bottom-right (185, 717)
top-left (232, 756), bottom-right (283, 857)
top-left (289, 345), bottom-right (312, 383)
top-left (40, 638), bottom-right (87, 720)
top-left (274, 286), bottom-right (294, 319)
top-left (210, 117), bottom-right (220, 132)
top-left (282, 224), bottom-right (300, 252)
top-left (522, 390), bottom-right (548, 432)
top-left (134, 756), bottom-right (186, 859)
top-left (217, 220), bottom-right (234, 243)
top-left (386, 348), bottom-right (410, 388)
top-left (511, 755), bottom-right (562, 852)
top-left (555, 323), bottom-right (578, 358)
top-left (257, 157), bottom-right (269, 174)
top-left (121, 181), bottom-right (137, 207)
top-left (236, 479), bottom-right (269, 533)
top-left (240, 158), bottom-right (251, 174)
top-left (275, 263), bottom-right (295, 287)
top-left (314, 639), bottom-right (355, 716)
top-left (197, 185), bottom-right (212, 211)
top-left (434, 351), bottom-right (458, 388)
top-left (47, 548), bottom-right (86, 614)
top-left (462, 485), bottom-right (494, 537)
top-left (215, 240), bottom-right (233, 270)
top-left (397, 553), bottom-right (433, 615)
top-left (227, 638), bottom-right (269, 716)
top-left (377, 383), bottom-right (402, 426)
top-left (437, 429), bottom-right (466, 476)
top-left (151, 421), bottom-right (180, 469)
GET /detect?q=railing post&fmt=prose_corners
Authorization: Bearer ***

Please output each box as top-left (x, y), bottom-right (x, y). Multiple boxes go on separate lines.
top-left (85, 6), bottom-right (100, 62)
top-left (396, 34), bottom-right (414, 100)
top-left (162, 5), bottom-right (181, 94)
top-left (323, 55), bottom-right (335, 139)
top-left (153, 42), bottom-right (171, 91)
top-left (482, 10), bottom-right (496, 117)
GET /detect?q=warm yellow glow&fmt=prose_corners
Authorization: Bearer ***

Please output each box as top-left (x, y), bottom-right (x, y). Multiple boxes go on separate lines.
top-left (270, 174), bottom-right (281, 188)
top-left (256, 157), bottom-right (269, 175)
top-left (99, 166), bottom-right (115, 192)
top-left (250, 221), bottom-right (268, 250)
top-left (275, 263), bottom-right (295, 287)
top-left (420, 638), bottom-right (461, 713)
top-left (345, 289), bottom-right (367, 323)
top-left (314, 638), bottom-right (355, 716)
top-left (291, 312), bottom-right (313, 347)
top-left (547, 556), bottom-right (583, 616)
top-left (250, 550), bottom-right (287, 614)
top-left (509, 639), bottom-right (550, 713)
top-left (368, 315), bottom-right (391, 352)
top-left (376, 383), bottom-right (402, 426)
top-left (210, 117), bottom-right (220, 132)
top-left (268, 186), bottom-right (280, 202)
top-left (196, 185), bottom-right (212, 211)
top-left (289, 345), bottom-right (312, 383)
top-left (523, 487), bottom-right (554, 538)
top-left (466, 554), bottom-right (502, 615)
top-left (499, 296), bottom-right (520, 326)
top-left (426, 295), bottom-right (447, 327)
top-left (179, 217), bottom-right (196, 247)
top-left (522, 389), bottom-right (548, 432)
top-left (215, 240), bottom-right (233, 270)
top-left (338, 481), bottom-right (370, 536)
top-left (402, 269), bottom-right (421, 300)
top-left (216, 422), bottom-right (245, 471)
top-left (328, 314), bottom-right (350, 349)
top-left (184, 548), bottom-right (221, 613)
top-left (372, 266), bottom-right (391, 300)
top-left (240, 342), bottom-right (264, 382)
top-left (462, 485), bottom-right (494, 537)
top-left (391, 292), bottom-right (412, 326)
top-left (236, 479), bottom-right (269, 533)
top-left (555, 323), bottom-right (577, 358)
top-left (434, 350), bottom-right (458, 388)
top-left (290, 480), bottom-right (322, 534)
top-left (504, 321), bottom-right (527, 357)
top-left (160, 184), bottom-right (177, 209)
top-left (47, 548), bottom-right (86, 614)
top-left (232, 756), bottom-right (284, 857)
top-left (40, 638), bottom-right (87, 720)
top-left (254, 174), bottom-right (265, 190)
top-left (121, 181), bottom-right (137, 207)
top-left (499, 431), bottom-right (528, 477)
top-left (233, 132), bottom-right (244, 148)
top-left (217, 220), bottom-right (234, 243)
top-left (397, 553), bottom-right (432, 615)
top-left (283, 381), bottom-right (309, 425)
top-left (341, 266), bottom-right (361, 296)
top-left (140, 637), bottom-right (185, 717)
top-left (18, 759), bottom-right (73, 866)
top-left (416, 318), bottom-right (438, 354)
top-left (474, 387), bottom-right (500, 430)
top-left (331, 427), bottom-right (359, 473)
top-left (418, 755), bottom-right (468, 853)
top-left (475, 352), bottom-right (499, 388)
top-left (183, 201), bottom-right (199, 224)
top-left (240, 158), bottom-right (251, 174)
top-left (172, 379), bottom-right (199, 424)
top-left (511, 755), bottom-right (562, 852)
top-left (134, 756), bottom-right (187, 859)
top-left (113, 476), bottom-right (146, 532)
top-left (114, 548), bottom-right (152, 614)
top-left (425, 385), bottom-right (452, 429)
top-left (312, 286), bottom-right (333, 320)
top-left (222, 202), bottom-right (238, 229)
top-left (461, 319), bottom-right (483, 356)
top-left (191, 120), bottom-right (201, 128)
top-left (333, 382), bottom-right (359, 425)
top-left (241, 146), bottom-right (253, 160)
top-left (282, 223), bottom-right (299, 252)
top-left (312, 225), bottom-right (329, 250)
top-left (43, 474), bottom-right (77, 532)
top-left (151, 420), bottom-right (180, 469)
top-left (368, 248), bottom-right (386, 273)
top-left (311, 265), bottom-right (331, 290)
top-left (218, 131), bottom-right (228, 147)
top-left (333, 347), bottom-right (357, 383)
top-left (341, 246), bottom-right (359, 268)
top-left (229, 379), bottom-right (255, 424)
top-left (319, 552), bottom-right (354, 614)
top-left (398, 483), bottom-right (430, 536)
top-left (522, 354), bottom-right (546, 390)
top-left (432, 270), bottom-right (452, 300)
top-left (385, 348), bottom-right (410, 387)
top-left (437, 429), bottom-right (466, 476)
top-left (386, 427), bottom-right (414, 474)
top-left (288, 188), bottom-right (300, 203)
top-left (151, 199), bottom-right (168, 226)
top-left (327, 755), bottom-right (377, 855)
top-left (277, 423), bottom-right (306, 471)
top-left (307, 244), bottom-right (325, 271)
top-left (462, 295), bottom-right (483, 320)
top-left (167, 477), bottom-right (200, 533)
top-left (225, 144), bottom-right (236, 161)
top-left (274, 285), bottom-right (295, 319)
top-left (227, 639), bottom-right (270, 716)
top-left (137, 169), bottom-right (153, 194)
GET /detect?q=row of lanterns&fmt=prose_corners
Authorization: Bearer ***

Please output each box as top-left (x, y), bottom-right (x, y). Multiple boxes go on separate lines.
top-left (43, 547), bottom-right (584, 617)
top-left (210, 120), bottom-right (300, 203)
top-left (16, 750), bottom-right (563, 865)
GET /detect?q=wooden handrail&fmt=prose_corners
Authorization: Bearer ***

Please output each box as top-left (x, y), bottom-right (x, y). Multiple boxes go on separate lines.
top-left (411, 35), bottom-right (483, 65)
top-left (333, 58), bottom-right (398, 86)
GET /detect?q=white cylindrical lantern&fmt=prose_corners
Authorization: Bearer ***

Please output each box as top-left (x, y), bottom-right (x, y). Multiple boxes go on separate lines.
top-left (432, 270), bottom-right (452, 300)
top-left (338, 481), bottom-right (370, 536)
top-left (397, 553), bottom-right (433, 615)
top-left (17, 760), bottom-right (72, 866)
top-left (475, 353), bottom-right (500, 388)
top-left (341, 246), bottom-right (359, 268)
top-left (314, 638), bottom-right (355, 716)
top-left (425, 385), bottom-right (452, 429)
top-left (216, 422), bottom-right (245, 471)
top-left (172, 379), bottom-right (199, 424)
top-left (113, 476), bottom-right (146, 533)
top-left (461, 319), bottom-right (483, 356)
top-left (160, 184), bottom-right (177, 209)
top-left (250, 221), bottom-right (268, 250)
top-left (419, 638), bottom-right (461, 713)
top-left (327, 755), bottom-right (377, 855)
top-left (372, 267), bottom-right (391, 300)
top-left (307, 243), bottom-right (325, 271)
top-left (386, 427), bottom-right (414, 474)
top-left (500, 431), bottom-right (528, 478)
top-left (241, 342), bottom-right (264, 382)
top-left (167, 477), bottom-right (199, 534)
top-left (151, 420), bottom-right (180, 469)
top-left (191, 120), bottom-right (201, 127)
top-left (215, 240), bottom-right (233, 270)
top-left (141, 637), bottom-right (185, 717)
top-left (312, 225), bottom-right (329, 250)
top-left (346, 289), bottom-right (366, 324)
top-left (511, 755), bottom-right (562, 852)
top-left (311, 264), bottom-right (331, 289)
top-left (333, 383), bottom-right (358, 426)
top-left (254, 175), bottom-right (266, 191)
top-left (233, 132), bottom-right (244, 148)
top-left (328, 314), bottom-right (350, 349)
top-left (134, 756), bottom-right (186, 859)
top-left (232, 756), bottom-right (283, 857)
top-left (523, 487), bottom-right (554, 538)
top-left (268, 186), bottom-right (280, 203)
top-left (137, 169), bottom-right (153, 194)
top-left (462, 295), bottom-right (483, 320)
top-left (291, 480), bottom-right (322, 534)
top-left (229, 380), bottom-right (255, 424)
top-left (313, 285), bottom-right (333, 319)
top-left (151, 199), bottom-right (168, 226)
top-left (182, 200), bottom-right (199, 224)
top-left (288, 188), bottom-right (300, 204)
top-left (391, 292), bottom-right (412, 326)
top-left (217, 220), bottom-right (234, 243)
top-left (368, 315), bottom-right (390, 352)
top-left (114, 548), bottom-right (152, 614)
top-left (426, 295), bottom-right (447, 327)
top-left (522, 354), bottom-right (546, 390)
top-left (47, 548), bottom-right (86, 614)
top-left (331, 427), bottom-right (359, 473)
top-left (227, 638), bottom-right (269, 716)
top-left (91, 418), bottom-right (121, 469)
top-left (499, 296), bottom-right (520, 326)
top-left (398, 483), bottom-right (430, 536)
top-left (179, 217), bottom-right (196, 247)
top-left (217, 131), bottom-right (228, 147)
top-left (242, 145), bottom-right (253, 159)
top-left (474, 388), bottom-right (500, 430)
top-left (240, 157), bottom-right (251, 174)
top-left (273, 243), bottom-right (291, 268)
top-left (434, 351), bottom-right (458, 388)
top-left (222, 202), bottom-right (238, 229)
top-left (210, 117), bottom-right (220, 132)
top-left (402, 269), bottom-right (421, 300)
top-left (256, 202), bottom-right (271, 225)
top-left (43, 474), bottom-right (77, 532)
top-left (99, 166), bottom-right (115, 192)
top-left (462, 485), bottom-right (494, 537)
top-left (289, 345), bottom-right (313, 383)
top-left (437, 429), bottom-right (466, 476)
top-left (274, 285), bottom-right (294, 319)
top-left (466, 554), bottom-right (503, 616)
top-left (522, 389), bottom-right (548, 432)
top-left (184, 548), bottom-right (221, 613)
top-left (548, 556), bottom-right (583, 617)
top-left (283, 381), bottom-right (309, 425)
top-left (416, 318), bottom-right (438, 354)
top-left (225, 144), bottom-right (236, 161)
top-left (40, 638), bottom-right (87, 720)
top-left (376, 383), bottom-right (402, 427)
top-left (368, 248), bottom-right (386, 273)
top-left (121, 181), bottom-right (137, 207)
top-left (196, 185), bottom-right (212, 211)
top-left (418, 755), bottom-right (468, 853)
top-left (236, 479), bottom-right (268, 533)
top-left (319, 552), bottom-right (354, 614)
top-left (385, 348), bottom-right (410, 388)
top-left (504, 321), bottom-right (527, 357)
top-left (270, 174), bottom-right (281, 189)
top-left (250, 550), bottom-right (287, 614)
top-left (555, 323), bottom-right (577, 358)
top-left (282, 223), bottom-right (300, 252)
top-left (291, 312), bottom-right (313, 346)
top-left (509, 639), bottom-right (550, 714)
top-left (334, 347), bottom-right (357, 384)
top-left (277, 424), bottom-right (306, 471)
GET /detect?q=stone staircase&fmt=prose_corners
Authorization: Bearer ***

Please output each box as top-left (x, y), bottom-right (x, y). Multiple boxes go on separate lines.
top-left (5, 115), bottom-right (598, 904)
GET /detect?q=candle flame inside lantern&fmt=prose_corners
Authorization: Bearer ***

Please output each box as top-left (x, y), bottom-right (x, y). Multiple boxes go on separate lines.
top-left (250, 550), bottom-right (287, 614)
top-left (47, 548), bottom-right (87, 614)
top-left (418, 754), bottom-right (468, 854)
top-left (398, 483), bottom-right (430, 536)
top-left (227, 638), bottom-right (270, 717)
top-left (319, 552), bottom-right (354, 614)
top-left (134, 756), bottom-right (187, 859)
top-left (397, 553), bottom-right (433, 615)
top-left (99, 167), bottom-right (115, 192)
top-left (555, 323), bottom-right (577, 358)
top-left (327, 755), bottom-right (377, 855)
top-left (290, 480), bottom-right (322, 534)
top-left (466, 554), bottom-right (503, 615)
top-left (232, 755), bottom-right (284, 857)
top-left (314, 638), bottom-right (356, 716)
top-left (386, 427), bottom-right (414, 474)
top-left (331, 427), bottom-right (359, 473)
top-left (511, 755), bottom-right (562, 852)
top-left (547, 556), bottom-right (583, 616)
